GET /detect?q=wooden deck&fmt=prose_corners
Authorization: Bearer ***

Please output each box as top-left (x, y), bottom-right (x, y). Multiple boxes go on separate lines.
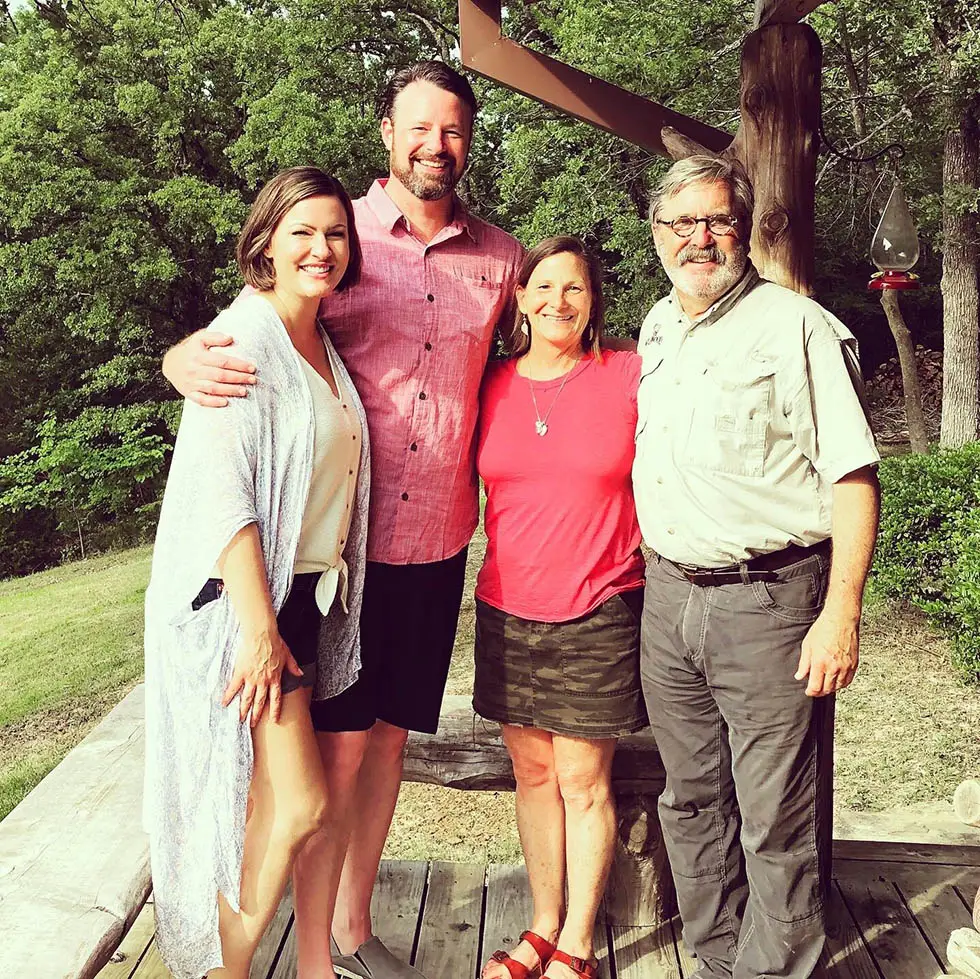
top-left (99, 840), bottom-right (980, 979)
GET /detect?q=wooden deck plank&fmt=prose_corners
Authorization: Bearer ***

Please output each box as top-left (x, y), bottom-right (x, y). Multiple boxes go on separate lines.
top-left (592, 906), bottom-right (612, 979)
top-left (97, 900), bottom-right (155, 979)
top-left (128, 940), bottom-right (171, 979)
top-left (268, 920), bottom-right (298, 979)
top-left (414, 861), bottom-right (485, 979)
top-left (816, 880), bottom-right (881, 979)
top-left (374, 860), bottom-right (430, 964)
top-left (834, 838), bottom-right (980, 868)
top-left (893, 872), bottom-right (976, 972)
top-left (481, 863), bottom-right (533, 969)
top-left (610, 922), bottom-right (682, 978)
top-left (252, 889), bottom-right (294, 979)
top-left (670, 916), bottom-right (699, 978)
top-left (837, 874), bottom-right (944, 979)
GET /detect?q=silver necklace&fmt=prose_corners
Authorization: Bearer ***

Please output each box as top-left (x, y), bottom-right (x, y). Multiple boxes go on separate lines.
top-left (527, 362), bottom-right (576, 436)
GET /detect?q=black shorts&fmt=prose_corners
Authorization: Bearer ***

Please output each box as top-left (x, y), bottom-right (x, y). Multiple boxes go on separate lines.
top-left (193, 573), bottom-right (320, 695)
top-left (309, 548), bottom-right (468, 734)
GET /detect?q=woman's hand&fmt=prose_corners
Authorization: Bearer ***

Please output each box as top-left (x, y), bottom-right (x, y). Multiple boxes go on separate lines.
top-left (163, 329), bottom-right (257, 407)
top-left (221, 625), bottom-right (305, 726)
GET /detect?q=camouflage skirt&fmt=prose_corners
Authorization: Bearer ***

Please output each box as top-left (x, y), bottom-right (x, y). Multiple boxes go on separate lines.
top-left (473, 590), bottom-right (649, 739)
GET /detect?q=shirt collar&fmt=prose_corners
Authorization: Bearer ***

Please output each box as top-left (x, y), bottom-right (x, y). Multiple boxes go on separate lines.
top-left (669, 263), bottom-right (761, 329)
top-left (365, 178), bottom-right (478, 243)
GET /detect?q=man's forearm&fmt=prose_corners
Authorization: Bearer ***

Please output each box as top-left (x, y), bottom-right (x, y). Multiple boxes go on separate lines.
top-left (825, 465), bottom-right (880, 616)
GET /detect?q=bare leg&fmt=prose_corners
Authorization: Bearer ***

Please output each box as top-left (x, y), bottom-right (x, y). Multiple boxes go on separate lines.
top-left (483, 725), bottom-right (565, 979)
top-left (332, 720), bottom-right (410, 954)
top-left (545, 735), bottom-right (617, 977)
top-left (293, 729), bottom-right (372, 979)
top-left (207, 689), bottom-right (327, 979)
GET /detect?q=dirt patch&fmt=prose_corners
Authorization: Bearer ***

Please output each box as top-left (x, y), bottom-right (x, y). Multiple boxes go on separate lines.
top-left (0, 684), bottom-right (137, 772)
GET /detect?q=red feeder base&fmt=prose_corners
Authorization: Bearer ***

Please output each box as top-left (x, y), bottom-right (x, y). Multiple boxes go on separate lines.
top-left (869, 270), bottom-right (920, 291)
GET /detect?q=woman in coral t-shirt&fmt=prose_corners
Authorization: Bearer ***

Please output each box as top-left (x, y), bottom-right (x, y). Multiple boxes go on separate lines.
top-left (475, 237), bottom-right (646, 979)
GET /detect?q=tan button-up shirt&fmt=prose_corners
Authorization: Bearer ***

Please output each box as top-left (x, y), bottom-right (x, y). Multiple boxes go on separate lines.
top-left (633, 268), bottom-right (880, 567)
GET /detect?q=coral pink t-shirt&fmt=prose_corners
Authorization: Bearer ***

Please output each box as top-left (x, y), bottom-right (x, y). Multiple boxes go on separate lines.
top-left (475, 350), bottom-right (644, 622)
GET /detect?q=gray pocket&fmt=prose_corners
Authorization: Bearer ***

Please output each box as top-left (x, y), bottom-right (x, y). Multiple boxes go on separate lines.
top-left (750, 570), bottom-right (824, 623)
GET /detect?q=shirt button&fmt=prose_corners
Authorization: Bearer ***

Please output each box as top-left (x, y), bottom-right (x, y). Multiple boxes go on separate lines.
top-left (410, 443), bottom-right (418, 451)
top-left (656, 477), bottom-right (664, 485)
top-left (349, 469), bottom-right (354, 475)
top-left (419, 392), bottom-right (427, 400)
top-left (426, 293), bottom-right (434, 302)
top-left (401, 492), bottom-right (409, 501)
top-left (424, 342), bottom-right (432, 351)
top-left (667, 528), bottom-right (675, 535)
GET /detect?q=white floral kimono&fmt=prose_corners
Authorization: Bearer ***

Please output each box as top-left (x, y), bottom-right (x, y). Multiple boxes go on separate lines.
top-left (143, 293), bottom-right (370, 979)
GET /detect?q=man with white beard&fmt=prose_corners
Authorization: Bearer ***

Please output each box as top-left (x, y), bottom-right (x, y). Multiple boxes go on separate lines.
top-left (633, 156), bottom-right (880, 979)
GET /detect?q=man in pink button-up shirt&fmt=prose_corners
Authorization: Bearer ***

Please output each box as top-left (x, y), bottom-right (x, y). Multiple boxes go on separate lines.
top-left (164, 61), bottom-right (522, 979)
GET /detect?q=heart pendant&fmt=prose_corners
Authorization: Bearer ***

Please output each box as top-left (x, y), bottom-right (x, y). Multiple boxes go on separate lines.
top-left (535, 420), bottom-right (548, 436)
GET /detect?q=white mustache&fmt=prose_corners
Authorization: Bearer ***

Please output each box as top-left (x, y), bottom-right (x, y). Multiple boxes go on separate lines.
top-left (679, 244), bottom-right (725, 266)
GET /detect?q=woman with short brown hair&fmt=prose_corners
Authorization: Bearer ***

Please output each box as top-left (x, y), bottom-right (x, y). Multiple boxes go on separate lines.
top-left (144, 166), bottom-right (369, 979)
top-left (475, 237), bottom-right (646, 979)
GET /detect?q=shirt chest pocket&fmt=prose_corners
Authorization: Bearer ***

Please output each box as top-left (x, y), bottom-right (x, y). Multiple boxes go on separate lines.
top-left (689, 365), bottom-right (775, 478)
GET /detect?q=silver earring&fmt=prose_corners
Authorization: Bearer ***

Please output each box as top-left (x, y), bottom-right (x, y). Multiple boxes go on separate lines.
top-left (520, 314), bottom-right (529, 336)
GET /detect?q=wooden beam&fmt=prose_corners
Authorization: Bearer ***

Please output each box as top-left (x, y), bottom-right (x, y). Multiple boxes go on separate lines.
top-left (0, 686), bottom-right (150, 979)
top-left (458, 0), bottom-right (732, 157)
top-left (403, 696), bottom-right (664, 794)
top-left (754, 0), bottom-right (833, 29)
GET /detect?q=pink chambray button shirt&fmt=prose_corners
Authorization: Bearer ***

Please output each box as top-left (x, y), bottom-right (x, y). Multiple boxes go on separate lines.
top-left (322, 180), bottom-right (524, 565)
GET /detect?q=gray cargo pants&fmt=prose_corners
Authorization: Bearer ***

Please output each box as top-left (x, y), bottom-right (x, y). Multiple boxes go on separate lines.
top-left (640, 550), bottom-right (833, 979)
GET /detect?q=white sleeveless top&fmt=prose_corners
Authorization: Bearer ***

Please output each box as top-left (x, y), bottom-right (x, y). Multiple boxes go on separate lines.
top-left (294, 342), bottom-right (362, 614)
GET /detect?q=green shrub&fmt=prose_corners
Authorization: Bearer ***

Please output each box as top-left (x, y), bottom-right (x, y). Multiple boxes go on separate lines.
top-left (872, 442), bottom-right (980, 681)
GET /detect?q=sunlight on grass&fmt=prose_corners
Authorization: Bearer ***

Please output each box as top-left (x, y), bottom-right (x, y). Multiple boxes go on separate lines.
top-left (0, 745), bottom-right (67, 821)
top-left (0, 547), bottom-right (151, 729)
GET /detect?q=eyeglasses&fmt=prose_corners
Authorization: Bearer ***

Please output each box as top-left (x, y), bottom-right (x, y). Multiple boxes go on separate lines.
top-left (655, 214), bottom-right (739, 238)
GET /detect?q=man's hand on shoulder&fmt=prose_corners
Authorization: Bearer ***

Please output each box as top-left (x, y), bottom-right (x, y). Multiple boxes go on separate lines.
top-left (795, 605), bottom-right (860, 697)
top-left (163, 330), bottom-right (257, 407)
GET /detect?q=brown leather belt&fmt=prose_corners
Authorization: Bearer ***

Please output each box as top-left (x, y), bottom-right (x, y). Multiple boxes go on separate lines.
top-left (670, 538), bottom-right (831, 587)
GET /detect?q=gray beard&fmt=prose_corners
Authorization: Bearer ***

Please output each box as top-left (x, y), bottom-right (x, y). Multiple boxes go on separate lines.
top-left (666, 243), bottom-right (748, 302)
top-left (391, 157), bottom-right (457, 202)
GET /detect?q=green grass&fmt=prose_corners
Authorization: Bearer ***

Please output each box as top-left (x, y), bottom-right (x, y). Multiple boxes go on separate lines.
top-left (0, 546), bottom-right (150, 819)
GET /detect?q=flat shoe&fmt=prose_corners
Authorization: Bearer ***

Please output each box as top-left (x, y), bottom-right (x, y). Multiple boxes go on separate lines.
top-left (484, 930), bottom-right (558, 979)
top-left (334, 936), bottom-right (428, 979)
top-left (545, 950), bottom-right (598, 979)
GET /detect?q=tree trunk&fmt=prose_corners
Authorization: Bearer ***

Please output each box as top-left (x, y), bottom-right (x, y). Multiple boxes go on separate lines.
top-left (939, 102), bottom-right (980, 447)
top-left (728, 24), bottom-right (822, 295)
top-left (879, 290), bottom-right (929, 452)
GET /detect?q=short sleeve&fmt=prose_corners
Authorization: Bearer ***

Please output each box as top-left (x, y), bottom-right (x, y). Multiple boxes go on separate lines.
top-left (789, 312), bottom-right (880, 483)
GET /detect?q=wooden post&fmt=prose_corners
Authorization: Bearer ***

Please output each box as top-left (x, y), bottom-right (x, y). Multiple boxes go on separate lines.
top-left (727, 24), bottom-right (822, 294)
top-left (605, 793), bottom-right (676, 926)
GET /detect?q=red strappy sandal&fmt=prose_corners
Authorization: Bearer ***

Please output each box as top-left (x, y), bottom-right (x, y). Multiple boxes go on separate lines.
top-left (484, 930), bottom-right (558, 979)
top-left (545, 950), bottom-right (599, 979)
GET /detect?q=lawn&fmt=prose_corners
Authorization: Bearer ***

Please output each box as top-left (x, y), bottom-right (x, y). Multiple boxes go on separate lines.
top-left (0, 547), bottom-right (151, 819)
top-left (2, 539), bottom-right (978, 864)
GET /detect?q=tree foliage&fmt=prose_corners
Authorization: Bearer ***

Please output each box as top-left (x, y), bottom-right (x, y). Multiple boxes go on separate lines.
top-left (0, 0), bottom-right (976, 575)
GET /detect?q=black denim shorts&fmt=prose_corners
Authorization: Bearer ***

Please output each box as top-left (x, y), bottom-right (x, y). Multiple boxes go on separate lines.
top-left (192, 572), bottom-right (320, 694)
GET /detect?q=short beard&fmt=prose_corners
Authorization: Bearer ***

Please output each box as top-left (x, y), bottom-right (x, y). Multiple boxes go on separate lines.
top-left (391, 155), bottom-right (458, 202)
top-left (663, 241), bottom-right (748, 302)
